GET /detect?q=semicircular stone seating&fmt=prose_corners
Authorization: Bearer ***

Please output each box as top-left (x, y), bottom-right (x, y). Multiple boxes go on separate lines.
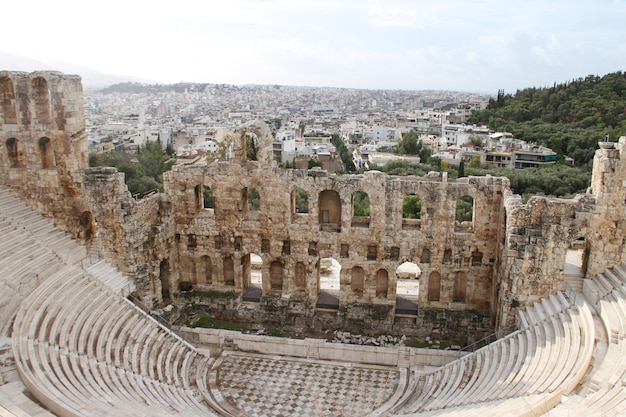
top-left (387, 291), bottom-right (596, 416)
top-left (0, 186), bottom-right (220, 416)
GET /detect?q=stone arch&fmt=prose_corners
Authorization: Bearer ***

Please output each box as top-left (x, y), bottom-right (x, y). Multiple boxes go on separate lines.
top-left (395, 261), bottom-right (421, 297)
top-left (352, 190), bottom-right (370, 227)
top-left (248, 186), bottom-right (260, 211)
top-left (319, 257), bottom-right (341, 291)
top-left (5, 138), bottom-right (20, 167)
top-left (402, 193), bottom-right (422, 219)
top-left (292, 188), bottom-right (309, 214)
top-left (453, 271), bottom-right (467, 302)
top-left (201, 184), bottom-right (214, 209)
top-left (197, 255), bottom-right (212, 285)
top-left (428, 271), bottom-right (441, 301)
top-left (223, 256), bottom-right (235, 286)
top-left (376, 269), bottom-right (389, 298)
top-left (38, 137), bottom-right (55, 168)
top-left (270, 261), bottom-right (284, 291)
top-left (456, 195), bottom-right (474, 229)
top-left (32, 76), bottom-right (51, 124)
top-left (420, 248), bottom-right (431, 263)
top-left (0, 76), bottom-right (17, 124)
top-left (351, 266), bottom-right (364, 296)
top-left (295, 262), bottom-right (306, 291)
top-left (78, 211), bottom-right (97, 243)
top-left (159, 259), bottom-right (171, 303)
top-left (319, 190), bottom-right (341, 232)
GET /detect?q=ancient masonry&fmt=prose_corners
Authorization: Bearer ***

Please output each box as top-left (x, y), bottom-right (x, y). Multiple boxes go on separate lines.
top-left (1, 70), bottom-right (625, 339)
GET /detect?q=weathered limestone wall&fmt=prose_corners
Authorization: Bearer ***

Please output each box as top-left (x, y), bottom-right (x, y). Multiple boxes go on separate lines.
top-left (163, 157), bottom-right (507, 325)
top-left (0, 71), bottom-right (88, 239)
top-left (495, 138), bottom-right (626, 328)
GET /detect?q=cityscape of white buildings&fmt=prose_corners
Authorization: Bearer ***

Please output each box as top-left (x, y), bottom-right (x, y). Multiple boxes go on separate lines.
top-left (85, 83), bottom-right (557, 171)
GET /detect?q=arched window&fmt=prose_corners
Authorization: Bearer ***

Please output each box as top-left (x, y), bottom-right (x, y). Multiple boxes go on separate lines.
top-left (295, 262), bottom-right (306, 290)
top-left (38, 137), bottom-right (55, 168)
top-left (248, 186), bottom-right (260, 211)
top-left (6, 138), bottom-right (20, 167)
top-left (223, 256), bottom-right (235, 286)
top-left (453, 272), bottom-right (467, 302)
top-left (293, 188), bottom-right (309, 213)
top-left (0, 76), bottom-right (17, 124)
top-left (270, 261), bottom-right (283, 291)
top-left (202, 185), bottom-right (214, 209)
top-left (159, 259), bottom-right (171, 303)
top-left (319, 257), bottom-right (341, 291)
top-left (32, 76), bottom-right (51, 124)
top-left (456, 195), bottom-right (474, 228)
top-left (420, 248), bottom-right (431, 264)
top-left (428, 271), bottom-right (441, 301)
top-left (352, 191), bottom-right (370, 227)
top-left (197, 255), bottom-right (212, 285)
top-left (376, 269), bottom-right (389, 298)
top-left (319, 190), bottom-right (341, 232)
top-left (351, 266), bottom-right (364, 296)
top-left (402, 194), bottom-right (422, 219)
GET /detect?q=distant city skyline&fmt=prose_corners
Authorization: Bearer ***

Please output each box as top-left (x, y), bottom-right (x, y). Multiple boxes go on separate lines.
top-left (3, 0), bottom-right (626, 93)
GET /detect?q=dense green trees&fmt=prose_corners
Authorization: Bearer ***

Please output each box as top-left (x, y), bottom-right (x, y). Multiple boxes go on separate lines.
top-left (88, 140), bottom-right (174, 197)
top-left (470, 71), bottom-right (626, 166)
top-left (396, 131), bottom-right (433, 162)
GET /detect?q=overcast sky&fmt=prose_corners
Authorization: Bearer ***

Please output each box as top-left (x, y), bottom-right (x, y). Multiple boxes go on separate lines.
top-left (2, 0), bottom-right (625, 93)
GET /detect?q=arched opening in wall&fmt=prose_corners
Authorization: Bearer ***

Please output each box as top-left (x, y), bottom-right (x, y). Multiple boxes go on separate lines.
top-left (564, 237), bottom-right (587, 289)
top-left (351, 191), bottom-right (370, 227)
top-left (159, 259), bottom-right (171, 304)
top-left (402, 194), bottom-right (422, 230)
top-left (32, 77), bottom-right (51, 124)
top-left (456, 195), bottom-right (474, 231)
top-left (242, 253), bottom-right (262, 302)
top-left (223, 256), bottom-right (235, 286)
top-left (376, 269), bottom-right (389, 298)
top-left (245, 132), bottom-right (259, 161)
top-left (270, 261), bottom-right (284, 291)
top-left (38, 137), bottom-right (55, 169)
top-left (0, 76), bottom-right (17, 124)
top-left (395, 262), bottom-right (420, 315)
top-left (427, 271), bottom-right (441, 301)
top-left (196, 255), bottom-right (212, 285)
top-left (319, 190), bottom-right (341, 232)
top-left (453, 272), bottom-right (467, 303)
top-left (420, 248), bottom-right (431, 264)
top-left (248, 186), bottom-right (260, 211)
top-left (78, 211), bottom-right (97, 243)
top-left (351, 266), bottom-right (364, 296)
top-left (197, 184), bottom-right (214, 210)
top-left (292, 188), bottom-right (309, 214)
top-left (294, 262), bottom-right (307, 291)
top-left (6, 138), bottom-right (20, 168)
top-left (316, 257), bottom-right (341, 309)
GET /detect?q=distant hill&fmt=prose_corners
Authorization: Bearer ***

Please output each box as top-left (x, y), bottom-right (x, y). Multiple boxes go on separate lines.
top-left (0, 51), bottom-right (156, 88)
top-left (469, 71), bottom-right (626, 166)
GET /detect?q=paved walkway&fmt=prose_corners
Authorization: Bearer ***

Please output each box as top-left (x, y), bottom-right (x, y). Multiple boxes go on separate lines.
top-left (217, 353), bottom-right (399, 417)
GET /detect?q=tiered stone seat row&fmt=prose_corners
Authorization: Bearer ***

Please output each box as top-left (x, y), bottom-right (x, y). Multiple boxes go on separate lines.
top-left (390, 292), bottom-right (594, 416)
top-left (0, 186), bottom-right (219, 416)
top-left (12, 265), bottom-right (218, 416)
top-left (544, 263), bottom-right (626, 417)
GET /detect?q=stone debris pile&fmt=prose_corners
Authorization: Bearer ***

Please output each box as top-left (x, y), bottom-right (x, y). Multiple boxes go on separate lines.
top-left (331, 330), bottom-right (406, 347)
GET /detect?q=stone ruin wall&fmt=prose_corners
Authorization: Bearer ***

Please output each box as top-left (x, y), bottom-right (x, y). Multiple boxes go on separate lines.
top-left (162, 151), bottom-right (507, 335)
top-left (4, 71), bottom-right (626, 338)
top-left (0, 71), bottom-right (89, 240)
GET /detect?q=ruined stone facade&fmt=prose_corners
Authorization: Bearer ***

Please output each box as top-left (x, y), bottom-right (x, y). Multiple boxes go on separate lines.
top-left (2, 71), bottom-right (625, 341)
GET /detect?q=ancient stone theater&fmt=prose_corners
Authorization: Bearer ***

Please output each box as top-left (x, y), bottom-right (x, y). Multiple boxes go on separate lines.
top-left (1, 71), bottom-right (626, 416)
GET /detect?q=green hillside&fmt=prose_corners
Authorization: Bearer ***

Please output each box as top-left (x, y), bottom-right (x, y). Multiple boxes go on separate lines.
top-left (469, 71), bottom-right (626, 166)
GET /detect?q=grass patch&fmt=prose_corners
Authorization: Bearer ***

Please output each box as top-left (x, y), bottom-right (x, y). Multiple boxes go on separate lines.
top-left (187, 316), bottom-right (242, 331)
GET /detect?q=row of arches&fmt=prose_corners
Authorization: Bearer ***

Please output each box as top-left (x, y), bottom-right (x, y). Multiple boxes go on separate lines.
top-left (193, 183), bottom-right (475, 228)
top-left (0, 75), bottom-right (51, 125)
top-left (4, 137), bottom-right (55, 168)
top-left (169, 252), bottom-right (469, 305)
